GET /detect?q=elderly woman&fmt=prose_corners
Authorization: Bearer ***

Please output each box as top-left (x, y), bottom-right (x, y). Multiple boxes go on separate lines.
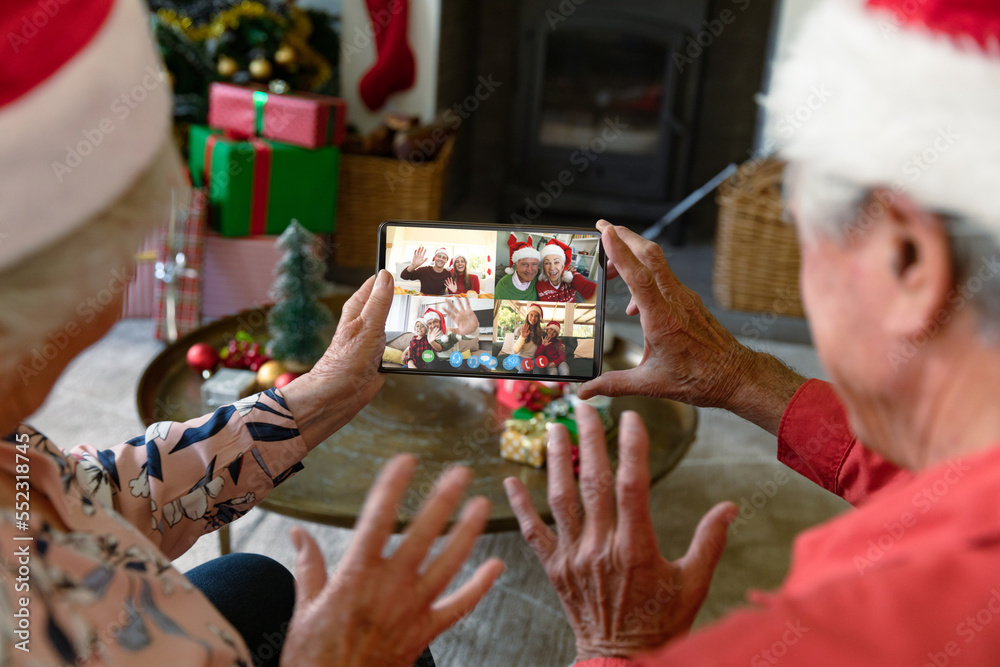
top-left (0, 1), bottom-right (502, 665)
top-left (504, 0), bottom-right (1000, 664)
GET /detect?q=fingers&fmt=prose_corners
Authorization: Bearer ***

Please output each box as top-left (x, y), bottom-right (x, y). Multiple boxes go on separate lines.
top-left (577, 369), bottom-right (645, 400)
top-left (614, 412), bottom-right (655, 543)
top-left (503, 477), bottom-right (557, 563)
top-left (677, 501), bottom-right (738, 592)
top-left (546, 425), bottom-right (582, 543)
top-left (340, 274), bottom-right (378, 324)
top-left (429, 557), bottom-right (505, 637)
top-left (419, 496), bottom-right (492, 601)
top-left (596, 220), bottom-right (620, 281)
top-left (345, 454), bottom-right (418, 567)
top-left (601, 226), bottom-right (664, 319)
top-left (290, 527), bottom-right (328, 608)
top-left (392, 466), bottom-right (473, 573)
top-left (576, 404), bottom-right (616, 537)
top-left (357, 270), bottom-right (394, 333)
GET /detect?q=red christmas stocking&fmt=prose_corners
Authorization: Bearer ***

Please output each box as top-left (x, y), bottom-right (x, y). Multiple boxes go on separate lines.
top-left (358, 0), bottom-right (416, 111)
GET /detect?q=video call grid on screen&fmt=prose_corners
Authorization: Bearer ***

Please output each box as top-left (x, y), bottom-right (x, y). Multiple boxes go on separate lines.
top-left (378, 221), bottom-right (605, 380)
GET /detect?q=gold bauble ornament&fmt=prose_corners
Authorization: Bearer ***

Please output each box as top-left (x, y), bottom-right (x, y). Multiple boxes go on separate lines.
top-left (256, 360), bottom-right (288, 388)
top-left (249, 57), bottom-right (272, 80)
top-left (217, 56), bottom-right (238, 77)
top-left (274, 45), bottom-right (296, 66)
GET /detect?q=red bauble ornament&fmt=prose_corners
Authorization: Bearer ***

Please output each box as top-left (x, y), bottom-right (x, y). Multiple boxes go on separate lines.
top-left (187, 343), bottom-right (219, 373)
top-left (274, 372), bottom-right (301, 389)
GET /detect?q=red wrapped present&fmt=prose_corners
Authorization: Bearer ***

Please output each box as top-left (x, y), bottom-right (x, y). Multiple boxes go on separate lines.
top-left (153, 188), bottom-right (206, 340)
top-left (208, 82), bottom-right (347, 149)
top-left (201, 230), bottom-right (285, 320)
top-left (496, 380), bottom-right (568, 411)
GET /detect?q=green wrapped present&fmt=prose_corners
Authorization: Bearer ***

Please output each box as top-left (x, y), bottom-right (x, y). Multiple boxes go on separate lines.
top-left (189, 125), bottom-right (339, 237)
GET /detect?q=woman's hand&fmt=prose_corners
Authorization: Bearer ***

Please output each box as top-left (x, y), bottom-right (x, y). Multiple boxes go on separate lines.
top-left (441, 297), bottom-right (478, 336)
top-left (279, 271), bottom-right (393, 449)
top-left (281, 456), bottom-right (505, 667)
top-left (520, 321), bottom-right (530, 338)
top-left (504, 406), bottom-right (736, 661)
top-left (445, 277), bottom-right (458, 294)
top-left (409, 246), bottom-right (428, 270)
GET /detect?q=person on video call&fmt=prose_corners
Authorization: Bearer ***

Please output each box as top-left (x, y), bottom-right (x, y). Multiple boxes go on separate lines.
top-left (535, 320), bottom-right (570, 376)
top-left (495, 235), bottom-right (541, 300)
top-left (445, 252), bottom-right (481, 295)
top-left (421, 301), bottom-right (481, 370)
top-left (399, 246), bottom-right (452, 295)
top-left (536, 238), bottom-right (597, 303)
top-left (502, 0), bottom-right (1000, 664)
top-left (0, 2), bottom-right (504, 665)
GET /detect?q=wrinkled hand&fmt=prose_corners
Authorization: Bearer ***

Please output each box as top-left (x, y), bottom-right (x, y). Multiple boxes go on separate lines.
top-left (279, 271), bottom-right (392, 448)
top-left (579, 221), bottom-right (757, 411)
top-left (505, 406), bottom-right (736, 661)
top-left (281, 456), bottom-right (505, 667)
top-left (440, 297), bottom-right (478, 336)
top-left (445, 277), bottom-right (458, 294)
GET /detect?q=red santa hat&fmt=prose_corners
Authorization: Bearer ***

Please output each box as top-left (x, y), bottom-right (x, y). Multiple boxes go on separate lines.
top-left (422, 308), bottom-right (447, 334)
top-left (505, 233), bottom-right (540, 275)
top-left (413, 316), bottom-right (428, 330)
top-left (544, 320), bottom-right (562, 333)
top-left (432, 247), bottom-right (449, 260)
top-left (540, 238), bottom-right (574, 284)
top-left (448, 251), bottom-right (465, 270)
top-left (525, 303), bottom-right (544, 321)
top-left (762, 0), bottom-right (1000, 231)
top-left (0, 0), bottom-right (172, 271)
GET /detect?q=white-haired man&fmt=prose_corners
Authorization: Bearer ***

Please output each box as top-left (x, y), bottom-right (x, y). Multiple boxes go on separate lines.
top-left (504, 0), bottom-right (1000, 664)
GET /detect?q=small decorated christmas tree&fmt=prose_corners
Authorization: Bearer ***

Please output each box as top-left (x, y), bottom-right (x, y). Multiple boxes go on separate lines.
top-left (267, 220), bottom-right (333, 369)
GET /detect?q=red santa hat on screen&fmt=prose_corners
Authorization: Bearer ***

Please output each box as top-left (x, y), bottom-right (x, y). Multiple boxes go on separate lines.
top-left (505, 234), bottom-right (540, 275)
top-left (762, 0), bottom-right (1000, 230)
top-left (448, 251), bottom-right (465, 270)
top-left (422, 308), bottom-right (447, 334)
top-left (545, 320), bottom-right (561, 333)
top-left (525, 303), bottom-right (544, 321)
top-left (0, 0), bottom-right (172, 271)
top-left (540, 238), bottom-right (574, 283)
top-left (432, 247), bottom-right (449, 261)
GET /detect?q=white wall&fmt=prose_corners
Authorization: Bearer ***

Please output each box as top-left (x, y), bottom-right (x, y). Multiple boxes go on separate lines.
top-left (340, 0), bottom-right (441, 134)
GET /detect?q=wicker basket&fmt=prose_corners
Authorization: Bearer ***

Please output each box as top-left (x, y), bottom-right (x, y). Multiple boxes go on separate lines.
top-left (331, 137), bottom-right (454, 268)
top-left (712, 158), bottom-right (804, 317)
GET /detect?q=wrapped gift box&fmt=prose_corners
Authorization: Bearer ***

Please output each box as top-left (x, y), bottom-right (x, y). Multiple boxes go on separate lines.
top-left (201, 231), bottom-right (284, 319)
top-left (208, 83), bottom-right (347, 149)
top-left (500, 413), bottom-right (548, 468)
top-left (495, 380), bottom-right (568, 411)
top-left (189, 125), bottom-right (339, 238)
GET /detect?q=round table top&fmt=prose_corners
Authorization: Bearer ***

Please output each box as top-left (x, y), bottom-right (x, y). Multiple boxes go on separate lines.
top-left (137, 295), bottom-right (697, 533)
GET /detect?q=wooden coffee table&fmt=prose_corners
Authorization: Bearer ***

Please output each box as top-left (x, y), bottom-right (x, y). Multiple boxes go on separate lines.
top-left (137, 294), bottom-right (697, 551)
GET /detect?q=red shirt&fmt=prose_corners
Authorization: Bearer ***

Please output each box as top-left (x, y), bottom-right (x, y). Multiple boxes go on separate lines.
top-left (581, 379), bottom-right (1000, 666)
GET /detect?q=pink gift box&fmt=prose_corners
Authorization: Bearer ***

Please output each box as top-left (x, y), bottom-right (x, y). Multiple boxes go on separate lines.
top-left (208, 82), bottom-right (347, 149)
top-left (201, 231), bottom-right (283, 320)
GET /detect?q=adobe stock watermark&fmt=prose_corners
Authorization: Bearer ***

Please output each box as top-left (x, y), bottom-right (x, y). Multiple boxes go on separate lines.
top-left (853, 459), bottom-right (969, 574)
top-left (342, 0), bottom-right (407, 64)
top-left (921, 589), bottom-right (1000, 667)
top-left (7, 0), bottom-right (73, 53)
top-left (385, 74), bottom-right (502, 192)
top-left (672, 0), bottom-right (754, 73)
top-left (16, 265), bottom-right (134, 385)
top-left (750, 620), bottom-right (810, 666)
top-left (544, 0), bottom-right (586, 30)
top-left (728, 468), bottom-right (791, 533)
top-left (51, 66), bottom-right (169, 182)
top-left (509, 116), bottom-right (629, 226)
top-left (888, 254), bottom-right (1000, 372)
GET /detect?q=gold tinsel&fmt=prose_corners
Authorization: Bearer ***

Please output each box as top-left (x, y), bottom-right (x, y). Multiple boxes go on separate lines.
top-left (156, 2), bottom-right (331, 90)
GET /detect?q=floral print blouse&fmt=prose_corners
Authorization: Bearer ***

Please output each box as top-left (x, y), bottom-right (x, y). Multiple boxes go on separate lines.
top-left (0, 389), bottom-right (307, 665)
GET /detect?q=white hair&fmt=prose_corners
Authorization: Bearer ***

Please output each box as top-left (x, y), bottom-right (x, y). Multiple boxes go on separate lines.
top-left (0, 140), bottom-right (185, 383)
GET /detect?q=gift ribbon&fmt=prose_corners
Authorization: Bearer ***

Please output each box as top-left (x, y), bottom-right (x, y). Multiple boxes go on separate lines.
top-left (252, 90), bottom-right (268, 136)
top-left (203, 132), bottom-right (272, 235)
top-left (248, 137), bottom-right (271, 236)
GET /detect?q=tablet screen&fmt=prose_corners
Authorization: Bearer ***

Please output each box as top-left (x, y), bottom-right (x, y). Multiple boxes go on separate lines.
top-left (378, 221), bottom-right (605, 380)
